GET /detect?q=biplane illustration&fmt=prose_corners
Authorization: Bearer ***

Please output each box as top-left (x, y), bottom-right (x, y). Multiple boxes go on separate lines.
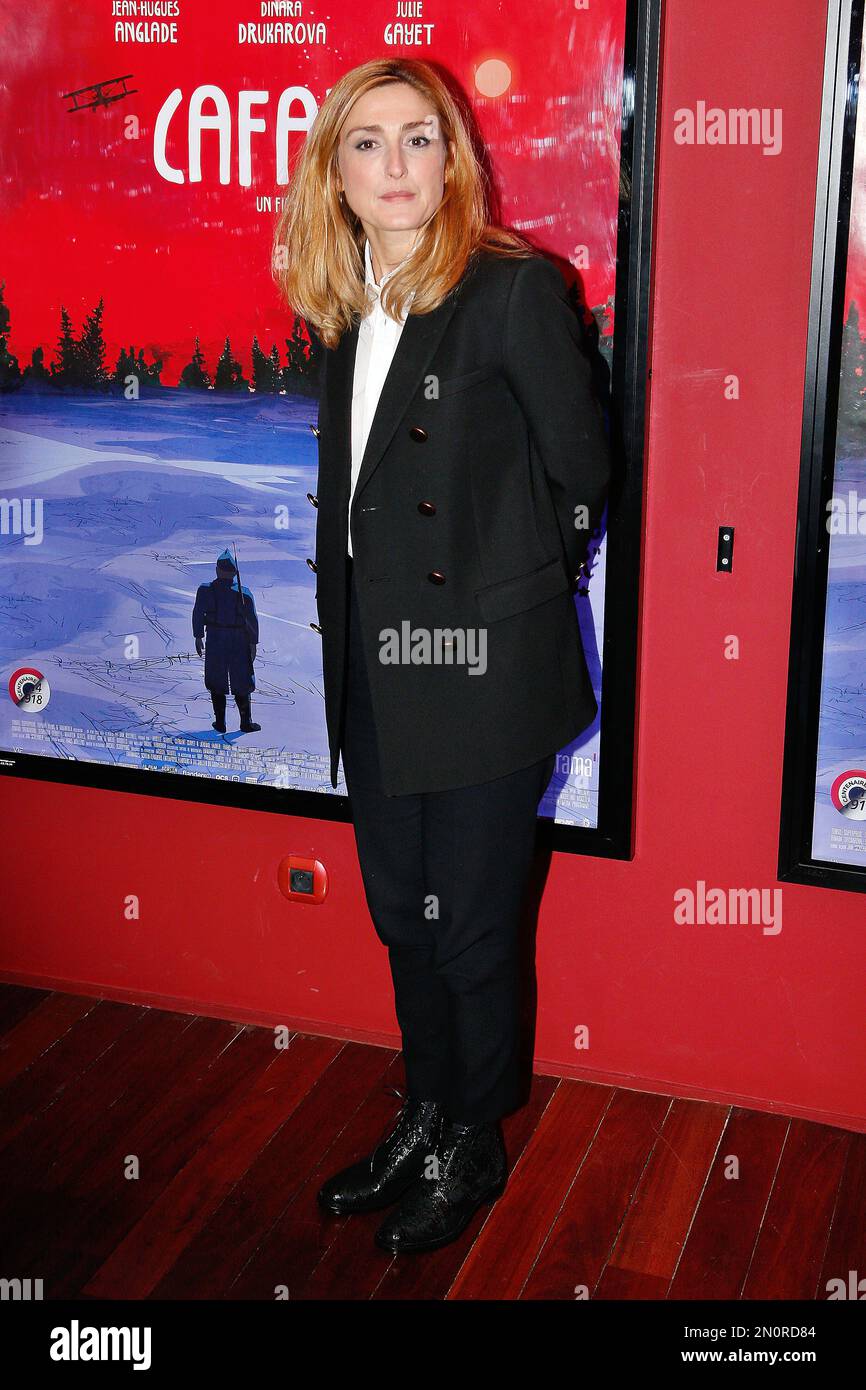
top-left (62, 75), bottom-right (137, 113)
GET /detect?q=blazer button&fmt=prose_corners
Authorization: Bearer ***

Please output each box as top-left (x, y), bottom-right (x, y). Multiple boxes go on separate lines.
top-left (309, 424), bottom-right (321, 438)
top-left (417, 501), bottom-right (436, 516)
top-left (310, 622), bottom-right (323, 634)
top-left (427, 570), bottom-right (446, 585)
top-left (409, 425), bottom-right (428, 442)
top-left (306, 558), bottom-right (317, 573)
top-left (306, 492), bottom-right (319, 508)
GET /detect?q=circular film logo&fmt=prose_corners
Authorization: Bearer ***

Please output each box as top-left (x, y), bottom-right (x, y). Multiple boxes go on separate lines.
top-left (830, 769), bottom-right (866, 820)
top-left (8, 667), bottom-right (51, 713)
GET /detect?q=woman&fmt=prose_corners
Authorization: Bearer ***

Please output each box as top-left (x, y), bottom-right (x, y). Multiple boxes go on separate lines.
top-left (274, 57), bottom-right (610, 1254)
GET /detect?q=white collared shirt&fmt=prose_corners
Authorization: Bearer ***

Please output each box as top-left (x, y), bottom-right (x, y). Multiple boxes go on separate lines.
top-left (348, 238), bottom-right (415, 558)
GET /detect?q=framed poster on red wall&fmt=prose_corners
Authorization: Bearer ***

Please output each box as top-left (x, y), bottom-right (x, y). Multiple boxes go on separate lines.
top-left (0, 0), bottom-right (659, 859)
top-left (780, 0), bottom-right (866, 892)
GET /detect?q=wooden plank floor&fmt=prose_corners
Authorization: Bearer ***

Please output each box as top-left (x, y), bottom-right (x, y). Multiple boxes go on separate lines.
top-left (0, 984), bottom-right (861, 1301)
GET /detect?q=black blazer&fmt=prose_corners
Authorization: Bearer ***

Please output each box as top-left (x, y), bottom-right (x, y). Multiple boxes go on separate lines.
top-left (312, 248), bottom-right (611, 796)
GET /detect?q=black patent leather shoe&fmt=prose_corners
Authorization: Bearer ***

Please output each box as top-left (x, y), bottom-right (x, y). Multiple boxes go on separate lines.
top-left (317, 1088), bottom-right (442, 1215)
top-left (373, 1116), bottom-right (508, 1252)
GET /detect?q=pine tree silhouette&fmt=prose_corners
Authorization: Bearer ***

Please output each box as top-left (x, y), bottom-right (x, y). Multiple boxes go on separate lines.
top-left (110, 345), bottom-right (164, 388)
top-left (78, 296), bottom-right (109, 389)
top-left (0, 280), bottom-right (21, 389)
top-left (137, 347), bottom-right (162, 385)
top-left (286, 314), bottom-right (307, 376)
top-left (280, 313), bottom-right (322, 398)
top-left (25, 345), bottom-right (50, 384)
top-left (0, 282), bottom-right (324, 397)
top-left (51, 306), bottom-right (81, 387)
top-left (179, 336), bottom-right (211, 390)
top-left (251, 334), bottom-right (278, 393)
top-left (214, 335), bottom-right (248, 392)
top-left (113, 346), bottom-right (134, 386)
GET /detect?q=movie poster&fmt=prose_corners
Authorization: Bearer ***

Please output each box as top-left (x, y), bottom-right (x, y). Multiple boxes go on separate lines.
top-left (810, 16), bottom-right (866, 868)
top-left (0, 0), bottom-right (625, 826)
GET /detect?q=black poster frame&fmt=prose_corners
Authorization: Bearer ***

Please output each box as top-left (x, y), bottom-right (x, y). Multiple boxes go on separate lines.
top-left (778, 0), bottom-right (866, 894)
top-left (1, 1), bottom-right (662, 860)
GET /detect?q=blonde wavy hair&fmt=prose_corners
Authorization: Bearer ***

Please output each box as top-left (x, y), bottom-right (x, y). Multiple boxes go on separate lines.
top-left (272, 57), bottom-right (534, 349)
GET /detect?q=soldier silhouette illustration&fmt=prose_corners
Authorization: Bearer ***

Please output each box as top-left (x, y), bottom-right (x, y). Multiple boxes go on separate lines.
top-left (192, 548), bottom-right (261, 734)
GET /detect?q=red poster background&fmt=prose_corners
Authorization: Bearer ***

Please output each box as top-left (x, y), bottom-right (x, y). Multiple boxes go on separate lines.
top-left (0, 0), bottom-right (624, 384)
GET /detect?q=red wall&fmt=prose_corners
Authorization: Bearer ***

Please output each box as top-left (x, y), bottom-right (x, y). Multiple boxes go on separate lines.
top-left (3, 0), bottom-right (865, 1131)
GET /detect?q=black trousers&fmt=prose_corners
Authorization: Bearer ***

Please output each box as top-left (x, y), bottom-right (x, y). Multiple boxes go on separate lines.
top-left (340, 557), bottom-right (555, 1124)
